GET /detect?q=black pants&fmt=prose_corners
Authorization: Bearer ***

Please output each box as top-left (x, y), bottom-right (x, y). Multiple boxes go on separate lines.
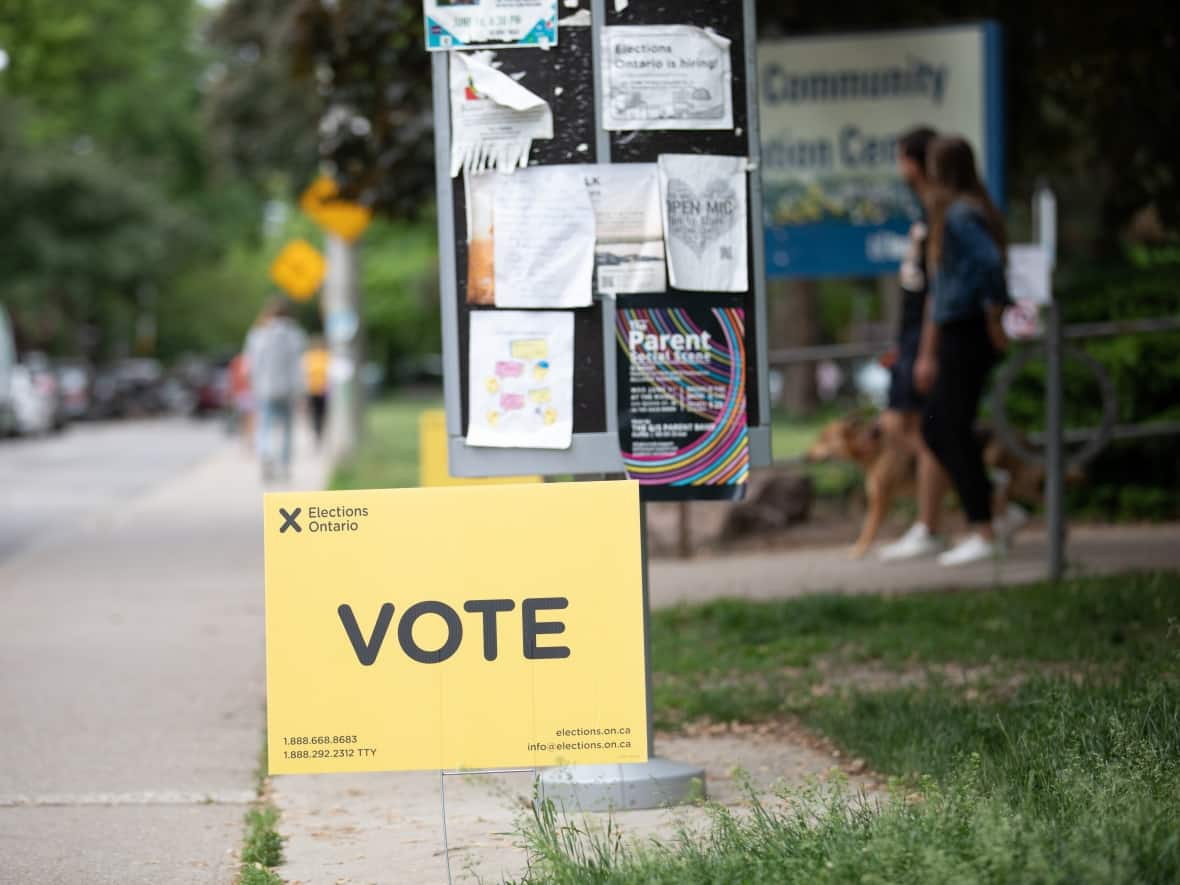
top-left (308, 394), bottom-right (327, 444)
top-left (921, 316), bottom-right (998, 525)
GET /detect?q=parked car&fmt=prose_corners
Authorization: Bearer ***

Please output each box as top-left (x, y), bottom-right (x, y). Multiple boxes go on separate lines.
top-left (89, 358), bottom-right (168, 418)
top-left (0, 305), bottom-right (14, 435)
top-left (56, 361), bottom-right (93, 421)
top-left (20, 352), bottom-right (67, 431)
top-left (10, 364), bottom-right (54, 435)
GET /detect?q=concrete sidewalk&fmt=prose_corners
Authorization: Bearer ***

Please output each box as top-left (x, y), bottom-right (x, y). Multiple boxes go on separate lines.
top-left (0, 427), bottom-right (326, 885)
top-left (649, 522), bottom-right (1180, 606)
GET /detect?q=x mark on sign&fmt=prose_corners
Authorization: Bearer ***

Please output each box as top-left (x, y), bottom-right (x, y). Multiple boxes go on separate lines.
top-left (279, 507), bottom-right (302, 534)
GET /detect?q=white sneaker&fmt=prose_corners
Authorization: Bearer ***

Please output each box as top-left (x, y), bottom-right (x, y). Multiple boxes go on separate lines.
top-left (879, 523), bottom-right (948, 562)
top-left (937, 533), bottom-right (997, 567)
top-left (993, 503), bottom-right (1029, 541)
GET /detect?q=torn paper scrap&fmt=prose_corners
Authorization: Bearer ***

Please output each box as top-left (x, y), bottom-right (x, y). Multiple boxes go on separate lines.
top-left (467, 310), bottom-right (574, 450)
top-left (493, 166), bottom-right (595, 308)
top-left (559, 9), bottom-right (591, 27)
top-left (450, 51), bottom-right (554, 177)
top-left (659, 154), bottom-right (749, 292)
top-left (601, 25), bottom-right (734, 131)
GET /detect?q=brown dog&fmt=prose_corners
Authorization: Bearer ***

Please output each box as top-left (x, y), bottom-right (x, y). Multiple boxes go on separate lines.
top-left (806, 414), bottom-right (1045, 559)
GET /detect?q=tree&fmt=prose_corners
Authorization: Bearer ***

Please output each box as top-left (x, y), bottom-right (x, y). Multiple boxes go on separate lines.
top-left (202, 0), bottom-right (322, 197)
top-left (0, 98), bottom-right (209, 356)
top-left (206, 0), bottom-right (434, 218)
top-left (0, 1), bottom-right (293, 357)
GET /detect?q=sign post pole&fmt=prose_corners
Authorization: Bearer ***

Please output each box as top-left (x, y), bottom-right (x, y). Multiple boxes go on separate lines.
top-left (322, 234), bottom-right (363, 462)
top-left (1035, 182), bottom-right (1065, 581)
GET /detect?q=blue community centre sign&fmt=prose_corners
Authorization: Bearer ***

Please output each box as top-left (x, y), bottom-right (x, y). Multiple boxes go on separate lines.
top-left (757, 23), bottom-right (1005, 278)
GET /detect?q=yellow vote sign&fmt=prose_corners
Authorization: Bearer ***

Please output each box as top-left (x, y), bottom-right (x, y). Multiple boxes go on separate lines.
top-left (264, 481), bottom-right (648, 774)
top-left (300, 176), bottom-right (372, 242)
top-left (269, 239), bottom-right (326, 302)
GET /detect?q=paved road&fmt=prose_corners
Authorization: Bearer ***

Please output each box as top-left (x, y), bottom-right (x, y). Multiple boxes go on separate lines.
top-left (0, 419), bottom-right (224, 563)
top-left (0, 419), bottom-right (323, 884)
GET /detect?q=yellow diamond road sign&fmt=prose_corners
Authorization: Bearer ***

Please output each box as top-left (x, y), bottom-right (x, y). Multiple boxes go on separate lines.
top-left (300, 176), bottom-right (372, 243)
top-left (270, 239), bottom-right (327, 302)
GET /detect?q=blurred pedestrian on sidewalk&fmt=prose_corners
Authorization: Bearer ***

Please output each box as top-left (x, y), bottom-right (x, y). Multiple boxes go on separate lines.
top-left (914, 135), bottom-right (1010, 567)
top-left (878, 126), bottom-right (954, 563)
top-left (303, 336), bottom-right (330, 449)
top-left (246, 298), bottom-right (307, 481)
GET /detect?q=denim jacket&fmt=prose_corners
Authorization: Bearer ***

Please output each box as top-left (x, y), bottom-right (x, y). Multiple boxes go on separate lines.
top-left (930, 200), bottom-right (1009, 325)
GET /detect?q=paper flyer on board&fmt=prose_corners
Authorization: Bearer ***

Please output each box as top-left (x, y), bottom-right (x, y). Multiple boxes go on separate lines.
top-left (616, 306), bottom-right (749, 500)
top-left (584, 163), bottom-right (667, 295)
top-left (426, 0), bottom-right (558, 51)
top-left (601, 25), bottom-right (734, 131)
top-left (465, 172), bottom-right (497, 305)
top-left (467, 310), bottom-right (574, 449)
top-left (450, 52), bottom-right (553, 177)
top-left (659, 154), bottom-right (749, 292)
top-left (493, 166), bottom-right (595, 308)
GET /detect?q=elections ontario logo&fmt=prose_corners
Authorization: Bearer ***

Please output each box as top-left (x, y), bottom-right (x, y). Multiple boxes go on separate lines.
top-left (277, 504), bottom-right (369, 535)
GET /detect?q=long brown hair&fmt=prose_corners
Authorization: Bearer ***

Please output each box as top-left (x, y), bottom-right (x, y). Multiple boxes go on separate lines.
top-left (925, 136), bottom-right (1006, 268)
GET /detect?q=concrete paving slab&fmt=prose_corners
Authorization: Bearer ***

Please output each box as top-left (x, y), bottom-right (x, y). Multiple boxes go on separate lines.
top-left (0, 804), bottom-right (242, 885)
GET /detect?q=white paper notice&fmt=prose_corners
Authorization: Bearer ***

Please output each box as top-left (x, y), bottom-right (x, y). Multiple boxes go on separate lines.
top-left (1007, 244), bottom-right (1052, 305)
top-left (601, 25), bottom-right (733, 131)
top-left (659, 154), bottom-right (749, 292)
top-left (467, 310), bottom-right (574, 449)
top-left (493, 166), bottom-right (595, 308)
top-left (450, 52), bottom-right (554, 177)
top-left (426, 0), bottom-right (558, 51)
top-left (584, 163), bottom-right (667, 294)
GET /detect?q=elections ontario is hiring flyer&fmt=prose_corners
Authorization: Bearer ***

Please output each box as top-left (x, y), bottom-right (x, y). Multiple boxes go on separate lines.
top-left (616, 306), bottom-right (750, 501)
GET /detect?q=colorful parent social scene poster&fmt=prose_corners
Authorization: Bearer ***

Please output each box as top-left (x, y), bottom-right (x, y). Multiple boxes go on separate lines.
top-left (616, 306), bottom-right (750, 501)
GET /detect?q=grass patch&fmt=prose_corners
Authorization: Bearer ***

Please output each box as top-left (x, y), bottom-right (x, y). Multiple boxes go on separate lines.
top-left (241, 806), bottom-right (283, 869)
top-left (236, 734), bottom-right (284, 885)
top-left (651, 572), bottom-right (1180, 727)
top-left (331, 394), bottom-right (441, 490)
top-left (514, 572), bottom-right (1180, 883)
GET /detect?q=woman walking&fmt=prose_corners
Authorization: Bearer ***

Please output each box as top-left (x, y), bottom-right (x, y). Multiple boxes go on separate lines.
top-left (914, 136), bottom-right (1010, 567)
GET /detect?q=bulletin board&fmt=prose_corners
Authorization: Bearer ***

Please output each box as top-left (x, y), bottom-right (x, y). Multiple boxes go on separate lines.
top-left (431, 0), bottom-right (771, 484)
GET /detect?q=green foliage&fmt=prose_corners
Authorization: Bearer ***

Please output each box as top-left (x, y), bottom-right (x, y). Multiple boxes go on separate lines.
top-left (203, 0), bottom-right (320, 193)
top-left (241, 806), bottom-right (283, 869)
top-left (239, 863), bottom-right (282, 885)
top-left (0, 0), bottom-right (209, 195)
top-left (996, 261), bottom-right (1180, 520)
top-left (330, 395), bottom-right (442, 491)
top-left (361, 218), bottom-right (441, 370)
top-left (291, 0), bottom-right (434, 217)
top-left (0, 0), bottom-right (281, 358)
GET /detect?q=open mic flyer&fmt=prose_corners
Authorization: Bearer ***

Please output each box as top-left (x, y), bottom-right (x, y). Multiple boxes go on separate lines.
top-left (616, 306), bottom-right (750, 501)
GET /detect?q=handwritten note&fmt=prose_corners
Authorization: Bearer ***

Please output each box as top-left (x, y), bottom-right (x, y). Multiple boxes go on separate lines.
top-left (493, 166), bottom-right (596, 309)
